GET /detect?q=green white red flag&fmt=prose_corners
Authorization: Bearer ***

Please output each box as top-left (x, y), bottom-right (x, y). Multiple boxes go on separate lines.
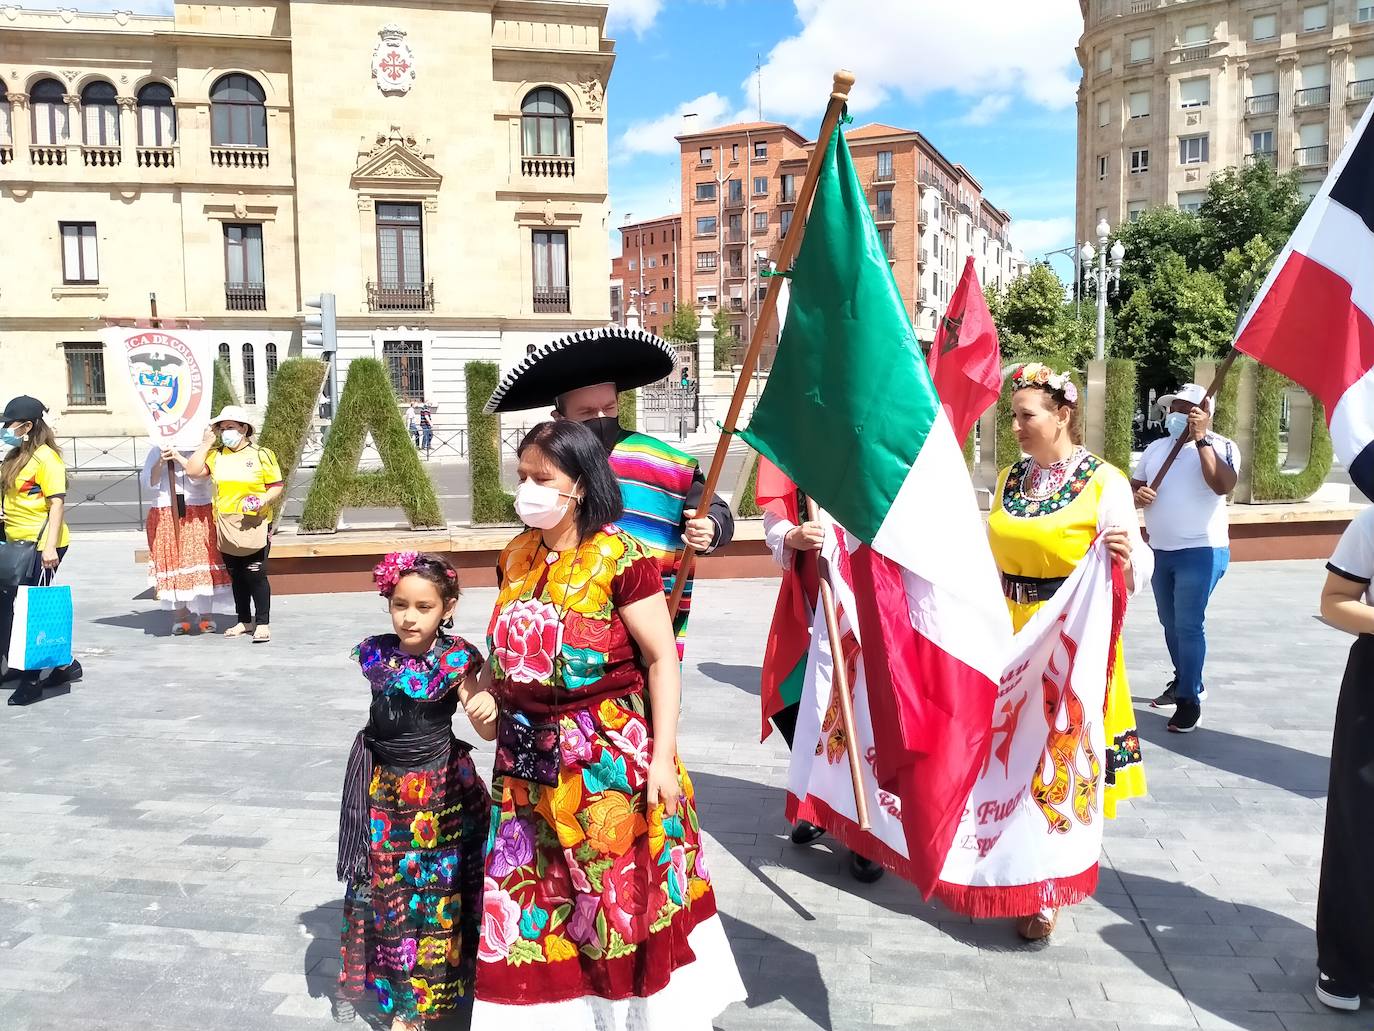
top-left (739, 122), bottom-right (1011, 896)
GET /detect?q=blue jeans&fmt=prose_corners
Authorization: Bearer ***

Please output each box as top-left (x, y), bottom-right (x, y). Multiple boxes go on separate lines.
top-left (1151, 546), bottom-right (1229, 704)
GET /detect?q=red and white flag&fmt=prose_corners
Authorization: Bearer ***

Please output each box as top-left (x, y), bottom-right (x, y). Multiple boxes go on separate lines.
top-left (1234, 100), bottom-right (1374, 499)
top-left (927, 256), bottom-right (1002, 444)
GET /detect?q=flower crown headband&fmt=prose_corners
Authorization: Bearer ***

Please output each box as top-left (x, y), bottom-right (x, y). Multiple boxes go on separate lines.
top-left (1011, 363), bottom-right (1079, 405)
top-left (372, 551), bottom-right (458, 597)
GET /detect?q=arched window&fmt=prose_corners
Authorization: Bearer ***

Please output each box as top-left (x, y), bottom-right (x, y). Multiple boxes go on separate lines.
top-left (242, 342), bottom-right (257, 405)
top-left (137, 82), bottom-right (176, 146)
top-left (210, 73), bottom-right (267, 148)
top-left (81, 81), bottom-right (119, 146)
top-left (218, 342), bottom-right (231, 368)
top-left (265, 342), bottom-right (278, 386)
top-left (31, 78), bottom-right (69, 146)
top-left (521, 88), bottom-right (572, 157)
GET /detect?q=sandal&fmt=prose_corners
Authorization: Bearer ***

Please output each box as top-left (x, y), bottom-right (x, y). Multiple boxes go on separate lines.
top-left (1016, 907), bottom-right (1059, 941)
top-left (252, 626), bottom-right (272, 644)
top-left (172, 621), bottom-right (191, 636)
top-left (224, 623), bottom-right (254, 639)
top-left (197, 618), bottom-right (218, 634)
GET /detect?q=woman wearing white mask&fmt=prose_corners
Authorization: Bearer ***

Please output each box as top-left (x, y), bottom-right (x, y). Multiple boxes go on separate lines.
top-left (460, 419), bottom-right (744, 1029)
top-left (185, 406), bottom-right (283, 643)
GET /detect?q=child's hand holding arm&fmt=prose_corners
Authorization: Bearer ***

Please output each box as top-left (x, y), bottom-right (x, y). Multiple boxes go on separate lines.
top-left (458, 660), bottom-right (500, 741)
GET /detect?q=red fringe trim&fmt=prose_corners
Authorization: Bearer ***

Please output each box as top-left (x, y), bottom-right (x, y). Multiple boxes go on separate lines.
top-left (785, 792), bottom-right (930, 893)
top-left (933, 863), bottom-right (1099, 919)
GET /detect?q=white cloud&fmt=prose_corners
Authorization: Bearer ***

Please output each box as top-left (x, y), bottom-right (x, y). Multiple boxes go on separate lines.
top-left (964, 94), bottom-right (1012, 126)
top-left (750, 0), bottom-right (1081, 120)
top-left (606, 0), bottom-right (663, 36)
top-left (615, 92), bottom-right (734, 157)
top-left (1009, 216), bottom-right (1075, 257)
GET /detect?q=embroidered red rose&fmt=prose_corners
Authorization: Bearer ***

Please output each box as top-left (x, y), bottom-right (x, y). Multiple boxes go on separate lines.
top-left (492, 599), bottom-right (560, 682)
top-left (602, 846), bottom-right (654, 944)
top-left (478, 876), bottom-right (522, 962)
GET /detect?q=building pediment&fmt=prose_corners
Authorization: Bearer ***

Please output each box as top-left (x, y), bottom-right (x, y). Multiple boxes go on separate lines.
top-left (351, 125), bottom-right (442, 192)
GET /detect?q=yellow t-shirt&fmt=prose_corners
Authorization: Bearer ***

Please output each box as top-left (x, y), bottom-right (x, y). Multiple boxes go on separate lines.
top-left (205, 444), bottom-right (283, 518)
top-left (2, 444), bottom-right (71, 547)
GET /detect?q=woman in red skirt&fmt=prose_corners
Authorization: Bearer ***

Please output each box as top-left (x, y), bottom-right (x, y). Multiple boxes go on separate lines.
top-left (142, 446), bottom-right (231, 634)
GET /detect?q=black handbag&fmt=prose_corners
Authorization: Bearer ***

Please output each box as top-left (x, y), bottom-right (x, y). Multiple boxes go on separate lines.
top-left (0, 494), bottom-right (46, 591)
top-left (493, 710), bottom-right (561, 787)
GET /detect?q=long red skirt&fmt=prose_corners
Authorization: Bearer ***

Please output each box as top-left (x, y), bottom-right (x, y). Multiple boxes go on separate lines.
top-left (145, 503), bottom-right (233, 613)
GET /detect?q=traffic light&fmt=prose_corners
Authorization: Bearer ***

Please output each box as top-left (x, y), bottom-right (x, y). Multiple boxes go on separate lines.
top-left (304, 293), bottom-right (337, 351)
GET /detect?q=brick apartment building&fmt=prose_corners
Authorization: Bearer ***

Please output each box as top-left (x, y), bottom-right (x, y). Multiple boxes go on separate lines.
top-left (609, 213), bottom-right (681, 339)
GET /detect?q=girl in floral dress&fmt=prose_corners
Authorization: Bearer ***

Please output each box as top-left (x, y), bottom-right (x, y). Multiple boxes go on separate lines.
top-left (462, 419), bottom-right (746, 1030)
top-left (335, 552), bottom-right (493, 1029)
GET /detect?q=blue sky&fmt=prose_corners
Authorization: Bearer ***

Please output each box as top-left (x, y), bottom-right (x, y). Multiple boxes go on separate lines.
top-left (64, 0), bottom-right (1084, 271)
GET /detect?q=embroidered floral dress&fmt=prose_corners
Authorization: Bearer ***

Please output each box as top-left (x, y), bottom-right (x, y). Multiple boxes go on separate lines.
top-left (472, 526), bottom-right (745, 1030)
top-left (989, 449), bottom-right (1152, 818)
top-left (338, 634), bottom-right (491, 1024)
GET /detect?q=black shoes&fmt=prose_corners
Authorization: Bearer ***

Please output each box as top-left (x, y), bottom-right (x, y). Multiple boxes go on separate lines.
top-left (7, 680), bottom-right (43, 706)
top-left (848, 851), bottom-right (885, 883)
top-left (789, 820), bottom-right (825, 846)
top-left (1168, 701), bottom-right (1202, 733)
top-left (44, 660), bottom-right (83, 688)
top-left (1152, 679), bottom-right (1208, 708)
top-left (1316, 971), bottom-right (1361, 1011)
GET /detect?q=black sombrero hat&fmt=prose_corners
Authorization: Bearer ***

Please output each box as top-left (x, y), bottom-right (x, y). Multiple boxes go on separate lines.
top-left (484, 326), bottom-right (678, 414)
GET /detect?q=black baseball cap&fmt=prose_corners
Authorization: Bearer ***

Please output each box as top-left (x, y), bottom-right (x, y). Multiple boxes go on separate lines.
top-left (2, 396), bottom-right (48, 425)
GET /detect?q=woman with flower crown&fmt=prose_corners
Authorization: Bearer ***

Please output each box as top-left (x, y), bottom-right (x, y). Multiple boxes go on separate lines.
top-left (991, 362), bottom-right (1153, 942)
top-left (334, 551), bottom-right (492, 1029)
top-left (459, 418), bottom-right (745, 1030)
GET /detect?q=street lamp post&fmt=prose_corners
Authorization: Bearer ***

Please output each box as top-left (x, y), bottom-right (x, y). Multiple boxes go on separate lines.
top-left (1080, 218), bottom-right (1126, 361)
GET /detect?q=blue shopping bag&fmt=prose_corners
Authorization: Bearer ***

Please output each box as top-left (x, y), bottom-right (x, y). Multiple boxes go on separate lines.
top-left (8, 583), bottom-right (73, 670)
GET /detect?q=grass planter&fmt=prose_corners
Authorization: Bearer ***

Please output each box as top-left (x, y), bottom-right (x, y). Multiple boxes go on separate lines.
top-left (467, 361), bottom-right (517, 525)
top-left (1250, 360), bottom-right (1333, 502)
top-left (736, 451), bottom-right (761, 518)
top-left (257, 357), bottom-right (327, 522)
top-left (618, 389), bottom-right (638, 434)
top-left (1104, 358), bottom-right (1137, 473)
top-left (211, 359), bottom-right (239, 413)
top-left (299, 358), bottom-right (443, 531)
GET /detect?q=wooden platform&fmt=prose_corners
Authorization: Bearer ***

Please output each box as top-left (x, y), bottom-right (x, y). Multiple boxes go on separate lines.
top-left (134, 503), bottom-right (1364, 595)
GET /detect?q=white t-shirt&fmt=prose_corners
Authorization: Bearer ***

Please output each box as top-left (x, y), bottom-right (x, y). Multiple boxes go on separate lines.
top-left (1132, 435), bottom-right (1240, 551)
top-left (1328, 505), bottom-right (1374, 604)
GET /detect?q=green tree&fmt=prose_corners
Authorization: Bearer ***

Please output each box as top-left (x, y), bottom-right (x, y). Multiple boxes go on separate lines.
top-left (986, 263), bottom-right (1096, 371)
top-left (662, 303), bottom-right (700, 345)
top-left (1114, 207), bottom-right (1204, 301)
top-left (1217, 233), bottom-right (1277, 311)
top-left (1196, 161), bottom-right (1306, 266)
top-left (713, 308), bottom-right (733, 371)
top-left (1115, 251), bottom-right (1233, 400)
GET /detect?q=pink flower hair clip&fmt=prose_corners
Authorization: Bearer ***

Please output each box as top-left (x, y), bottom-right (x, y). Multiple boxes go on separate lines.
top-left (373, 551), bottom-right (420, 596)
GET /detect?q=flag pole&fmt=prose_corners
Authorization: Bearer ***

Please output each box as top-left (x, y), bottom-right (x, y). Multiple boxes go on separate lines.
top-left (806, 496), bottom-right (872, 832)
top-left (668, 69), bottom-right (856, 618)
top-left (1146, 292), bottom-right (1252, 491)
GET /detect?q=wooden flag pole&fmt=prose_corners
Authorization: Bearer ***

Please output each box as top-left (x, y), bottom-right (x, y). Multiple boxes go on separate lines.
top-left (667, 68), bottom-right (855, 617)
top-left (806, 496), bottom-right (872, 831)
top-left (150, 292), bottom-right (181, 554)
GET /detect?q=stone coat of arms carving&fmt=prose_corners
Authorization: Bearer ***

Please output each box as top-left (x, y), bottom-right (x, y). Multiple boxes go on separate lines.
top-left (372, 24), bottom-right (417, 96)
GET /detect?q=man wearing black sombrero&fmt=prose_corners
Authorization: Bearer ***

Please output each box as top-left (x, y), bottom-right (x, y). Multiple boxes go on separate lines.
top-left (485, 326), bottom-right (734, 654)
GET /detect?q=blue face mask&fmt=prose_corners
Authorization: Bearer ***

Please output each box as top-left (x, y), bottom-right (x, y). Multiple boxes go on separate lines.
top-left (0, 427), bottom-right (23, 449)
top-left (1164, 411), bottom-right (1189, 438)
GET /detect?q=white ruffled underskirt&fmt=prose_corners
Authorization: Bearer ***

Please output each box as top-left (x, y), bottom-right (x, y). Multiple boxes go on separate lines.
top-left (469, 913), bottom-right (747, 1031)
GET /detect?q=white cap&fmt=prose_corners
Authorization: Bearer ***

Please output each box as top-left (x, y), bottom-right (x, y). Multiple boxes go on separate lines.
top-left (1157, 383), bottom-right (1211, 414)
top-left (210, 404), bottom-right (256, 433)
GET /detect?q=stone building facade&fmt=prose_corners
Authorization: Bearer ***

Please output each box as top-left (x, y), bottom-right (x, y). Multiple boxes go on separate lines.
top-left (1077, 0), bottom-right (1374, 240)
top-left (0, 0), bottom-right (616, 435)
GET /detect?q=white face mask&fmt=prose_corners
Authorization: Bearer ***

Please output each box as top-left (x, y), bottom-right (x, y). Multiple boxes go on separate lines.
top-left (514, 480), bottom-right (579, 529)
top-left (220, 428), bottom-right (244, 449)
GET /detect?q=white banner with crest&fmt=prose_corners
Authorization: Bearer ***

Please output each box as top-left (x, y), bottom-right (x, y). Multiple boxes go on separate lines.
top-left (105, 327), bottom-right (216, 450)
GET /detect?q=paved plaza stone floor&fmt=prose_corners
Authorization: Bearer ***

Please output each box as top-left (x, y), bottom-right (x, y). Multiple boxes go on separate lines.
top-left (0, 534), bottom-right (1361, 1031)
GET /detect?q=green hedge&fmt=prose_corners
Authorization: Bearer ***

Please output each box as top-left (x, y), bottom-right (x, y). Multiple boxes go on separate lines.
top-left (995, 376), bottom-right (1020, 471)
top-left (299, 358), bottom-right (443, 531)
top-left (467, 361), bottom-right (518, 525)
top-left (211, 359), bottom-right (239, 413)
top-left (736, 449), bottom-right (761, 518)
top-left (1250, 359), bottom-right (1333, 502)
top-left (1210, 359), bottom-right (1242, 440)
top-left (1104, 358), bottom-right (1137, 473)
top-left (618, 389), bottom-right (637, 433)
top-left (257, 357), bottom-right (327, 523)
